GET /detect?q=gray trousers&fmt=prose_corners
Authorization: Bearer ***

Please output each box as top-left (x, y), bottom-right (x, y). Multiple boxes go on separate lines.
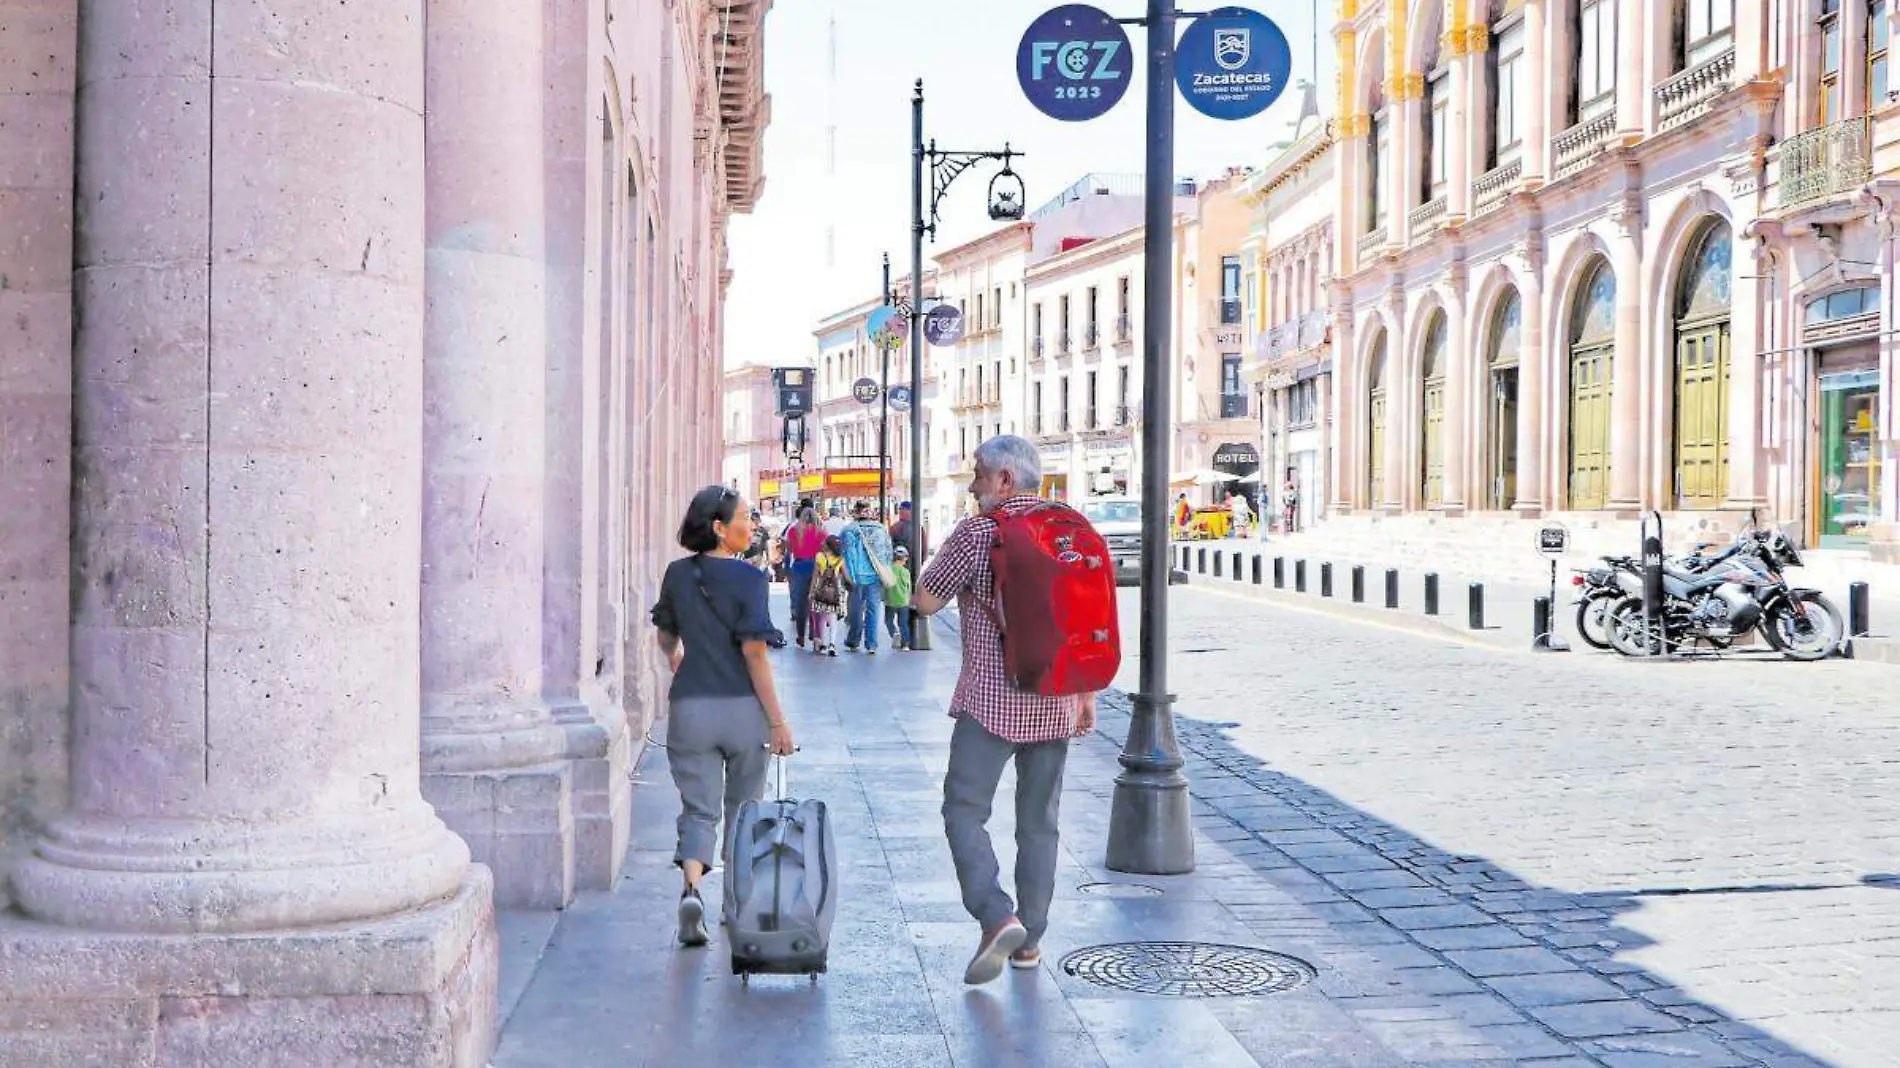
top-left (667, 695), bottom-right (771, 870)
top-left (942, 713), bottom-right (1070, 949)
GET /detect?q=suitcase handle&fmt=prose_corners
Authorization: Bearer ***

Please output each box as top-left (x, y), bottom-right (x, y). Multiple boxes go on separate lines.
top-left (762, 747), bottom-right (800, 802)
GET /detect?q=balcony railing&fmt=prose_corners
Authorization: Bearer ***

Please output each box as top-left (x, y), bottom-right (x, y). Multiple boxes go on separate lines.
top-left (1216, 297), bottom-right (1242, 325)
top-left (1115, 312), bottom-right (1131, 341)
top-left (1779, 116), bottom-right (1873, 208)
top-left (1553, 112), bottom-right (1617, 179)
top-left (1298, 308), bottom-right (1328, 350)
top-left (1356, 226), bottom-right (1388, 255)
top-left (1655, 47), bottom-right (1735, 133)
top-left (1058, 332), bottom-right (1073, 354)
top-left (1112, 404), bottom-right (1132, 427)
top-left (1472, 158), bottom-right (1522, 217)
top-left (1084, 323), bottom-right (1101, 349)
top-left (1219, 392), bottom-right (1250, 419)
top-left (1408, 195), bottom-right (1448, 240)
top-left (1031, 336), bottom-right (1046, 361)
top-left (983, 385), bottom-right (1001, 407)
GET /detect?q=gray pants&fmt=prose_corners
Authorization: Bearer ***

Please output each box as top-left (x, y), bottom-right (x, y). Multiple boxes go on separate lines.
top-left (667, 695), bottom-right (771, 869)
top-left (942, 712), bottom-right (1070, 950)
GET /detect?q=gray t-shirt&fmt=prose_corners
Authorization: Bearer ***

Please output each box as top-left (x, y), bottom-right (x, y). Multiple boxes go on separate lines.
top-left (649, 555), bottom-right (782, 700)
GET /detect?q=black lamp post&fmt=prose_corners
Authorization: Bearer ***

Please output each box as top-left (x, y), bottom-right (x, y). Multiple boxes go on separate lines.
top-left (908, 78), bottom-right (1026, 652)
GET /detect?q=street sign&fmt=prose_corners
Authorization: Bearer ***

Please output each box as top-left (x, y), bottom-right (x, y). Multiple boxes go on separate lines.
top-left (868, 305), bottom-right (908, 350)
top-left (1537, 523), bottom-right (1569, 557)
top-left (851, 377), bottom-right (881, 405)
top-left (1174, 7), bottom-right (1293, 121)
top-left (924, 303), bottom-right (965, 346)
top-left (772, 367), bottom-right (813, 417)
top-left (888, 385), bottom-right (913, 413)
top-left (1016, 4), bottom-right (1133, 122)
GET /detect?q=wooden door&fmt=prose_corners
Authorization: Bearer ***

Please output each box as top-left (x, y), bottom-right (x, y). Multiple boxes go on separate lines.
top-left (1674, 322), bottom-right (1731, 508)
top-left (1368, 390), bottom-right (1387, 506)
top-left (1568, 343), bottom-right (1611, 509)
top-left (1490, 368), bottom-right (1518, 509)
top-left (1422, 380), bottom-right (1446, 507)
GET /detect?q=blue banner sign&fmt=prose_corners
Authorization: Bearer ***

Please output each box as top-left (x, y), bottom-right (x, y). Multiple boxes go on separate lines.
top-left (1016, 4), bottom-right (1133, 122)
top-left (888, 385), bottom-right (913, 413)
top-left (924, 303), bottom-right (965, 346)
top-left (1175, 7), bottom-right (1292, 121)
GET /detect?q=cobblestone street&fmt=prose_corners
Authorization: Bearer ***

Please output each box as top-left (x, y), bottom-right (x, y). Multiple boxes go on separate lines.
top-left (1118, 584), bottom-right (1900, 1067)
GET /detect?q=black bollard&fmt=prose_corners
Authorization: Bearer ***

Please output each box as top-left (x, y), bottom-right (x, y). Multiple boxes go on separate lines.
top-left (1321, 562), bottom-right (1334, 597)
top-left (1180, 545), bottom-right (1189, 571)
top-left (1213, 552), bottom-right (1223, 578)
top-left (1251, 555), bottom-right (1262, 585)
top-left (1532, 595), bottom-right (1551, 644)
top-left (1424, 573), bottom-right (1440, 616)
top-left (1232, 552), bottom-right (1243, 581)
top-left (1295, 559), bottom-right (1308, 593)
top-left (1198, 547), bottom-right (1207, 574)
top-left (1351, 565), bottom-right (1365, 603)
top-left (1273, 557), bottom-right (1285, 589)
top-left (1384, 569), bottom-right (1399, 609)
top-left (1468, 582), bottom-right (1485, 630)
top-left (1849, 581), bottom-right (1870, 637)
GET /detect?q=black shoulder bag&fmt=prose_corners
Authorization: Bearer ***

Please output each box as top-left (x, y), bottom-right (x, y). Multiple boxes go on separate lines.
top-left (692, 556), bottom-right (786, 649)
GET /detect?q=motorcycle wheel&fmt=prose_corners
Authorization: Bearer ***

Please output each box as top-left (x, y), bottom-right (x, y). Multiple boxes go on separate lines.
top-left (1606, 596), bottom-right (1687, 657)
top-left (1760, 591), bottom-right (1843, 661)
top-left (1574, 592), bottom-right (1617, 651)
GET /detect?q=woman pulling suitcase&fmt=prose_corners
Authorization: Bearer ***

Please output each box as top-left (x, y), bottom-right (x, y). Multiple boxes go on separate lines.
top-left (650, 486), bottom-right (797, 947)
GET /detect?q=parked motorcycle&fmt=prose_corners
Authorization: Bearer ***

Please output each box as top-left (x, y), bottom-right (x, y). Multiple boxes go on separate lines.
top-left (1570, 540), bottom-right (1742, 650)
top-left (1600, 529), bottom-right (1842, 661)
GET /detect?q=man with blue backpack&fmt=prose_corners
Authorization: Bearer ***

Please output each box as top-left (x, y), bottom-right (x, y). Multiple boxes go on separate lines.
top-left (840, 501), bottom-right (895, 653)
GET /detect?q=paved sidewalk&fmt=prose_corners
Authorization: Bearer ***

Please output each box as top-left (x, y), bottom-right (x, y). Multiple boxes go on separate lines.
top-left (490, 592), bottom-right (1838, 1068)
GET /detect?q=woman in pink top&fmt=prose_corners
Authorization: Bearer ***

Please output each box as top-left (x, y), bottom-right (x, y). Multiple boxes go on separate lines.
top-left (784, 506), bottom-right (828, 647)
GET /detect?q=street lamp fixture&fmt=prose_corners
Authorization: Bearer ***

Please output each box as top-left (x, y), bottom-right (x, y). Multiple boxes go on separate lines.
top-left (907, 79), bottom-right (1027, 651)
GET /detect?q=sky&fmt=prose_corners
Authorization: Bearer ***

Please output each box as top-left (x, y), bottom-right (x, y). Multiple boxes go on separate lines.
top-left (723, 0), bottom-right (1337, 369)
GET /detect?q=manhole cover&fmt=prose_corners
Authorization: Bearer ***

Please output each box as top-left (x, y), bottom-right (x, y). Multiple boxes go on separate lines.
top-left (1077, 881), bottom-right (1163, 898)
top-left (1059, 941), bottom-right (1316, 998)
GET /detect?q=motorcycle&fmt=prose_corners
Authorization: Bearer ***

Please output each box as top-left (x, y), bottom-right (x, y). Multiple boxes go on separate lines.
top-left (1600, 529), bottom-right (1842, 661)
top-left (1570, 540), bottom-right (1743, 651)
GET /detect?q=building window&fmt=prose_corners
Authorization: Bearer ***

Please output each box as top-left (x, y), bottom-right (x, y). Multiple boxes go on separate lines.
top-left (1369, 110), bottom-right (1389, 228)
top-left (1220, 355), bottom-right (1245, 418)
top-left (973, 292), bottom-right (984, 331)
top-left (1059, 375), bottom-right (1071, 430)
top-left (1086, 286), bottom-right (1100, 345)
top-left (1118, 364), bottom-right (1130, 416)
top-left (1686, 0), bottom-right (1736, 68)
top-left (1220, 256), bottom-right (1242, 323)
top-left (1871, 0), bottom-right (1890, 110)
top-left (1823, 0), bottom-right (1844, 122)
top-left (993, 286), bottom-right (1002, 327)
top-left (1060, 294), bottom-right (1072, 350)
top-left (992, 361), bottom-right (1002, 402)
top-left (1426, 72), bottom-right (1450, 199)
top-left (1086, 370), bottom-right (1099, 428)
top-left (1033, 381), bottom-right (1045, 434)
top-left (1578, 0), bottom-right (1616, 121)
top-left (1495, 19), bottom-right (1525, 164)
top-left (1032, 302), bottom-right (1044, 352)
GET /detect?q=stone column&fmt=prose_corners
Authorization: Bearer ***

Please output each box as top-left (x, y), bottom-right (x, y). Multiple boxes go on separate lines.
top-left (4, 1), bottom-right (494, 1061)
top-left (1523, 0), bottom-right (1548, 183)
top-left (420, 0), bottom-right (576, 910)
top-left (1382, 293), bottom-right (1405, 511)
top-left (1443, 267), bottom-right (1469, 513)
top-left (1723, 227), bottom-right (1765, 511)
top-left (1448, 34), bottom-right (1472, 220)
top-left (1515, 256), bottom-right (1547, 514)
top-left (1331, 309), bottom-right (1357, 511)
top-left (1616, 0), bottom-right (1647, 137)
top-left (1608, 207), bottom-right (1644, 511)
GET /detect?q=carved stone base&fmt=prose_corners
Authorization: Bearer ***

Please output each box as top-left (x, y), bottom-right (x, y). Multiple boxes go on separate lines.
top-left (0, 868), bottom-right (498, 1067)
top-left (424, 763), bottom-right (575, 910)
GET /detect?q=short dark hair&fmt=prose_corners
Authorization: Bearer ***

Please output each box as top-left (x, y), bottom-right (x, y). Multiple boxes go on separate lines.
top-left (678, 485), bottom-right (741, 552)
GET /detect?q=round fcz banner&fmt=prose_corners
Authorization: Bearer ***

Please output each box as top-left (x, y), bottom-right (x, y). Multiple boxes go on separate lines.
top-left (1016, 4), bottom-right (1134, 122)
top-left (1174, 7), bottom-right (1292, 121)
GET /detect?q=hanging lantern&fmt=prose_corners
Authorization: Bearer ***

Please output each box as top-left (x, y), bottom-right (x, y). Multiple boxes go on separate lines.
top-left (988, 156), bottom-right (1026, 221)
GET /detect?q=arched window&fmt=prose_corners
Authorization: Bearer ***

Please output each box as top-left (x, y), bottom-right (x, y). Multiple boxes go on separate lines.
top-left (1490, 290), bottom-right (1523, 366)
top-left (1571, 261), bottom-right (1618, 345)
top-left (1676, 219), bottom-right (1733, 321)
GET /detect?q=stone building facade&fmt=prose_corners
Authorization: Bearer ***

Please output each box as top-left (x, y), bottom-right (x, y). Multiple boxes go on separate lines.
top-left (722, 362), bottom-right (786, 507)
top-left (1329, 0), bottom-right (1898, 566)
top-left (0, 0), bottom-right (767, 1061)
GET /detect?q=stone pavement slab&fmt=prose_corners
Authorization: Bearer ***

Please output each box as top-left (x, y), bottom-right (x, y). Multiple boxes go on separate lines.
top-left (490, 587), bottom-right (1857, 1067)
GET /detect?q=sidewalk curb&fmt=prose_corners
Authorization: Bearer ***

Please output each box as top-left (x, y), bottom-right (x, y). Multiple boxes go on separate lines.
top-left (1174, 571), bottom-right (1530, 657)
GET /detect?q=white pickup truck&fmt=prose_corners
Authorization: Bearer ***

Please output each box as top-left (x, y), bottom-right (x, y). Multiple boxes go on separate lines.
top-left (1079, 496), bottom-right (1144, 586)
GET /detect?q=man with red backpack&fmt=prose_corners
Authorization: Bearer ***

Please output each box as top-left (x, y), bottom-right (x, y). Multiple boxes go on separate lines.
top-left (912, 434), bottom-right (1119, 986)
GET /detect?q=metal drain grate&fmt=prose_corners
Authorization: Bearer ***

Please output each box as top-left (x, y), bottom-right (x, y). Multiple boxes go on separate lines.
top-left (1059, 942), bottom-right (1316, 998)
top-left (1077, 882), bottom-right (1163, 898)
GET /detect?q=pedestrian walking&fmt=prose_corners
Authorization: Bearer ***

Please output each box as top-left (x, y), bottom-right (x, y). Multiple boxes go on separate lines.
top-left (1227, 491), bottom-right (1253, 540)
top-left (1282, 478), bottom-right (1299, 533)
top-left (648, 486), bottom-right (796, 947)
top-left (1174, 492), bottom-right (1191, 537)
top-left (889, 500), bottom-right (927, 562)
top-left (911, 435), bottom-right (1101, 985)
top-left (784, 507), bottom-right (826, 648)
top-left (823, 505), bottom-right (848, 537)
top-left (883, 545), bottom-right (915, 650)
top-left (840, 501), bottom-right (894, 654)
top-left (809, 534), bottom-right (849, 656)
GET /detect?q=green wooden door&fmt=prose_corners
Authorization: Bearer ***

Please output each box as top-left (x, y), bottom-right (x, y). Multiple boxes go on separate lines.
top-left (1368, 390), bottom-right (1386, 506)
top-left (1674, 322), bottom-right (1730, 508)
top-left (1422, 380), bottom-right (1445, 507)
top-left (1568, 343), bottom-right (1611, 509)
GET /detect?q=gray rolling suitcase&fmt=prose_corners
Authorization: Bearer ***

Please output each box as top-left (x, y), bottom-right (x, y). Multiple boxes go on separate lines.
top-left (723, 757), bottom-right (837, 980)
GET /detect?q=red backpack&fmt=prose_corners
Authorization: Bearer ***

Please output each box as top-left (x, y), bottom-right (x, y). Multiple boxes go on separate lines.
top-left (984, 502), bottom-right (1121, 696)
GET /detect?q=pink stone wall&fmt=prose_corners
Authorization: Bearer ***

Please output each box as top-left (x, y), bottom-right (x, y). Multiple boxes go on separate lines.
top-left (0, 0), bottom-right (75, 911)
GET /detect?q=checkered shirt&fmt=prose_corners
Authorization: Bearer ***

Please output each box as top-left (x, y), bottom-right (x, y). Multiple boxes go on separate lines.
top-left (919, 496), bottom-right (1080, 744)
